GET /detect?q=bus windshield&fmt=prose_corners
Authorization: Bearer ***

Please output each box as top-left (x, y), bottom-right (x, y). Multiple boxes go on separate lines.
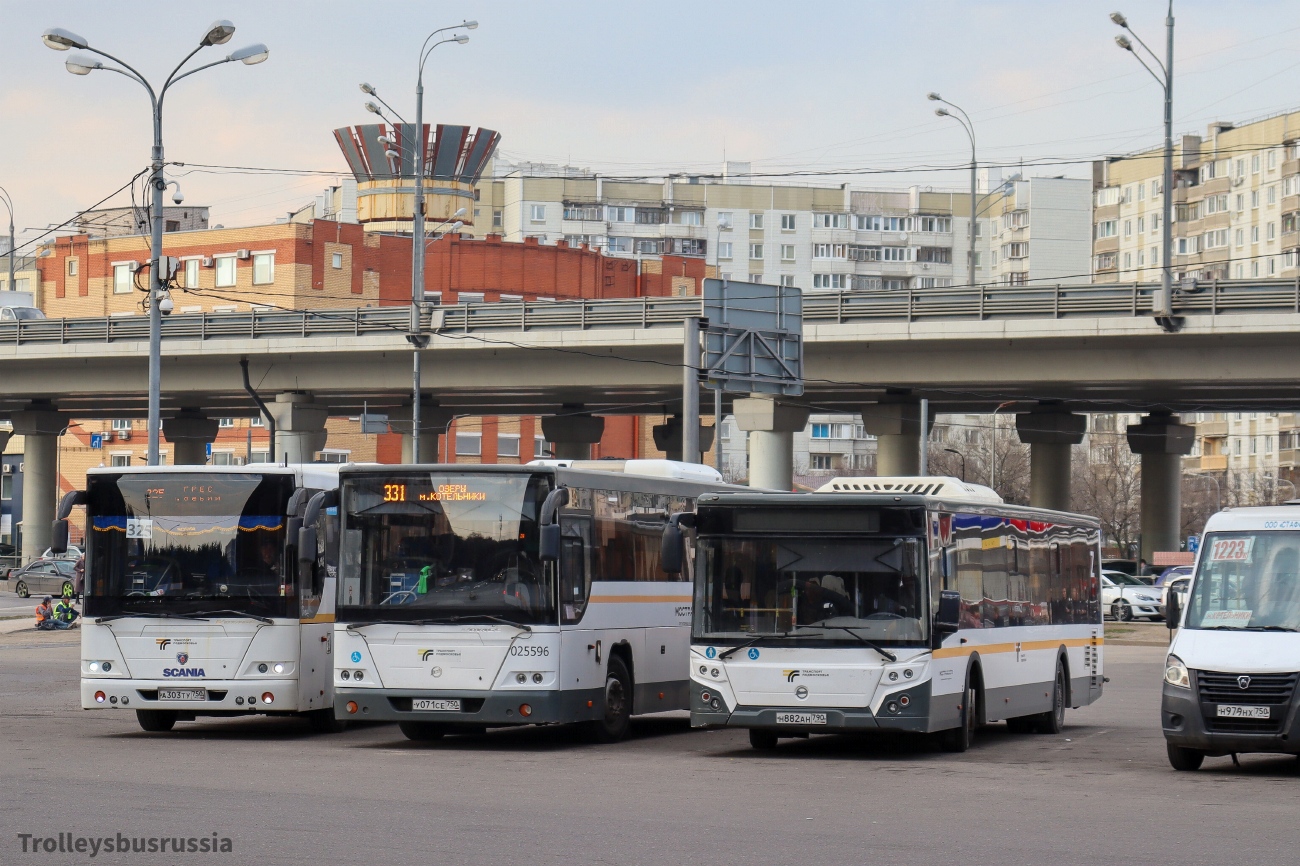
top-left (695, 534), bottom-right (928, 645)
top-left (1185, 531), bottom-right (1300, 632)
top-left (85, 472), bottom-right (296, 618)
top-left (338, 471), bottom-right (553, 625)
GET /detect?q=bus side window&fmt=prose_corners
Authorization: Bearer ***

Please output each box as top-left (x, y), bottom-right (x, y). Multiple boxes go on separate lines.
top-left (560, 520), bottom-right (592, 625)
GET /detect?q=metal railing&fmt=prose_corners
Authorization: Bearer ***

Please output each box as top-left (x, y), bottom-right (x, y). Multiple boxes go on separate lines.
top-left (3, 278), bottom-right (1300, 346)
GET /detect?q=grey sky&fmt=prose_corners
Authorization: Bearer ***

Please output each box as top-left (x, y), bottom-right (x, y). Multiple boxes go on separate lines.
top-left (3, 0), bottom-right (1299, 249)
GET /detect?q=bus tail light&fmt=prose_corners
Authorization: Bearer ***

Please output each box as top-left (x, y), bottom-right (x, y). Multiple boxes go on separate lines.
top-left (261, 692), bottom-right (274, 705)
top-left (519, 704), bottom-right (532, 717)
top-left (94, 691), bottom-right (106, 703)
top-left (346, 701), bottom-right (358, 715)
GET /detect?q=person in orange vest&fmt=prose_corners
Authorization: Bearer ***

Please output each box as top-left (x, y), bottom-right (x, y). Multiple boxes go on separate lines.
top-left (35, 596), bottom-right (71, 630)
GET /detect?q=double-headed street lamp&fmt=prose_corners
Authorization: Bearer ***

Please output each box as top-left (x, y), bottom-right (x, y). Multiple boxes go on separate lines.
top-left (0, 187), bottom-right (14, 298)
top-left (361, 20), bottom-right (475, 463)
top-left (1110, 4), bottom-right (1178, 332)
top-left (928, 93), bottom-right (978, 288)
top-left (42, 22), bottom-right (268, 465)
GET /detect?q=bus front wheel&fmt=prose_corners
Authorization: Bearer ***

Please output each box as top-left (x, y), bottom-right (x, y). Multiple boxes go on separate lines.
top-left (586, 656), bottom-right (632, 743)
top-left (749, 729), bottom-right (779, 750)
top-left (136, 710), bottom-right (178, 732)
top-left (942, 673), bottom-right (979, 753)
top-left (307, 709), bottom-right (347, 734)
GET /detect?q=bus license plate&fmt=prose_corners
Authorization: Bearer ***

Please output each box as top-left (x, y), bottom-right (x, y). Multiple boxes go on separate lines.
top-left (1217, 705), bottom-right (1270, 719)
top-left (775, 712), bottom-right (827, 725)
top-left (157, 688), bottom-right (205, 702)
top-left (413, 699), bottom-right (460, 711)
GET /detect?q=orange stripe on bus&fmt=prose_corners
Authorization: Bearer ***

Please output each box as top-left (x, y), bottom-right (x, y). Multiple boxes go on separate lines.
top-left (299, 613), bottom-right (336, 623)
top-left (932, 636), bottom-right (1102, 658)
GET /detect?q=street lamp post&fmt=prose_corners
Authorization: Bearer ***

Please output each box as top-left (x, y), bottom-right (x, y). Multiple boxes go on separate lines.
top-left (943, 447), bottom-right (966, 481)
top-left (380, 21), bottom-right (474, 464)
top-left (43, 23), bottom-right (268, 465)
top-left (0, 187), bottom-right (14, 298)
top-left (928, 93), bottom-right (977, 288)
top-left (1111, 4), bottom-right (1177, 332)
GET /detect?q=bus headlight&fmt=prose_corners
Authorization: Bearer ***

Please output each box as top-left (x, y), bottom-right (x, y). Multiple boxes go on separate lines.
top-left (88, 662), bottom-right (99, 672)
top-left (273, 663), bottom-right (285, 674)
top-left (1164, 655), bottom-right (1190, 689)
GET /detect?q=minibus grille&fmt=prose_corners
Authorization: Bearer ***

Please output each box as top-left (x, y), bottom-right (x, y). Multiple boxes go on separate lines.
top-left (1197, 671), bottom-right (1297, 734)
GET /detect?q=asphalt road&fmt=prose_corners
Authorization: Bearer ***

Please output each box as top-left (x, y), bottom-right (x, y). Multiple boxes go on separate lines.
top-left (1, 635), bottom-right (1297, 866)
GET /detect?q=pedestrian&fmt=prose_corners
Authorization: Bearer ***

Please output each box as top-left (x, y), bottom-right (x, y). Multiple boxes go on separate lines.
top-left (1138, 557), bottom-right (1150, 576)
top-left (34, 597), bottom-right (70, 631)
top-left (74, 555), bottom-right (85, 602)
top-left (54, 595), bottom-right (80, 627)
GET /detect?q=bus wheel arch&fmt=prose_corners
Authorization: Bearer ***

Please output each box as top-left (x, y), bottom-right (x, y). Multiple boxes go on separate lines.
top-left (586, 653), bottom-right (633, 743)
top-left (609, 641), bottom-right (635, 714)
top-left (967, 654), bottom-right (986, 726)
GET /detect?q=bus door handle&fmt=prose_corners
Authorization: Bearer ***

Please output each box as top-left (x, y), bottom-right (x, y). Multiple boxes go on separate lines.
top-left (589, 640), bottom-right (601, 663)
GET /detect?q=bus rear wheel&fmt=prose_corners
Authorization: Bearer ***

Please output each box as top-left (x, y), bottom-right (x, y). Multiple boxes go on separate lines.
top-left (585, 656), bottom-right (632, 743)
top-left (1033, 661), bottom-right (1067, 734)
top-left (399, 721), bottom-right (446, 741)
top-left (136, 710), bottom-right (178, 732)
top-left (1167, 742), bottom-right (1205, 771)
top-left (749, 729), bottom-right (779, 750)
top-left (307, 709), bottom-right (347, 734)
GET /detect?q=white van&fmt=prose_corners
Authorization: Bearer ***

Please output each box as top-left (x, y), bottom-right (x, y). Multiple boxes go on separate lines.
top-left (1162, 506), bottom-right (1300, 770)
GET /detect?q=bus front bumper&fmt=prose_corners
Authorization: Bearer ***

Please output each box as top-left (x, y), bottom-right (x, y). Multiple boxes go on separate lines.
top-left (690, 681), bottom-right (933, 734)
top-left (335, 687), bottom-right (603, 726)
top-left (1162, 682), bottom-right (1300, 756)
top-left (81, 679), bottom-right (302, 713)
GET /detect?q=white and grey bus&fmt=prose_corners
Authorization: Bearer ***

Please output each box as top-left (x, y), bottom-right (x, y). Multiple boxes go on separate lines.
top-left (325, 460), bottom-right (733, 742)
top-left (671, 477), bottom-right (1105, 750)
top-left (56, 464), bottom-right (344, 733)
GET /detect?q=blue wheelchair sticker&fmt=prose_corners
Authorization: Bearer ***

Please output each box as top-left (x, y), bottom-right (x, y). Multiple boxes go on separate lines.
top-left (705, 647), bottom-right (717, 659)
top-left (350, 651), bottom-right (362, 664)
top-left (747, 647), bottom-right (760, 660)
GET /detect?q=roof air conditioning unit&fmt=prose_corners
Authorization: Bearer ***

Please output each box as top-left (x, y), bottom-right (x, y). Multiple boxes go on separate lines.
top-left (1, 464), bottom-right (11, 475)
top-left (235, 249), bottom-right (251, 260)
top-left (201, 256), bottom-right (214, 267)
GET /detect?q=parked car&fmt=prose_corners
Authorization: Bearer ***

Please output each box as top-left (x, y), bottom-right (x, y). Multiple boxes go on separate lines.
top-left (5, 559), bottom-right (78, 599)
top-left (42, 545), bottom-right (82, 562)
top-left (1102, 558), bottom-right (1138, 576)
top-left (1101, 571), bottom-right (1165, 621)
top-left (0, 305), bottom-right (46, 321)
top-left (1154, 565), bottom-right (1193, 587)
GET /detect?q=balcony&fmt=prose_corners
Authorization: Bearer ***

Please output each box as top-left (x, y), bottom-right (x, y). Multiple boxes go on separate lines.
top-left (1279, 449), bottom-right (1300, 468)
top-left (1197, 454), bottom-right (1228, 471)
top-left (1197, 420), bottom-right (1227, 437)
top-left (1284, 158), bottom-right (1300, 177)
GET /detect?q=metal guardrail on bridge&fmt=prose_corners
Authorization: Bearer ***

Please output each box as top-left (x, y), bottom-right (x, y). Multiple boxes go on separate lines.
top-left (3, 279), bottom-right (1300, 346)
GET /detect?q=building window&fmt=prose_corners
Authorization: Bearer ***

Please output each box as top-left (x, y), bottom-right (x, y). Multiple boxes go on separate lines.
top-left (717, 242), bottom-right (733, 259)
top-left (780, 214), bottom-right (796, 231)
top-left (1096, 220), bottom-right (1118, 239)
top-left (810, 454), bottom-right (833, 472)
top-left (750, 274), bottom-right (763, 283)
top-left (110, 453), bottom-right (132, 467)
top-left (779, 275), bottom-right (796, 287)
top-left (250, 416), bottom-right (265, 427)
top-left (317, 450), bottom-right (351, 464)
top-left (534, 436), bottom-right (549, 458)
top-left (529, 204), bottom-right (546, 223)
top-left (880, 246), bottom-right (914, 262)
top-left (1269, 257), bottom-right (1277, 276)
top-left (252, 253), bottom-right (274, 285)
top-left (215, 256), bottom-right (236, 287)
top-left (112, 264), bottom-right (134, 294)
top-left (1123, 219), bottom-right (1132, 238)
top-left (635, 208), bottom-right (665, 225)
top-left (813, 213), bottom-right (848, 229)
top-left (110, 419), bottom-right (132, 431)
top-left (749, 213), bottom-right (764, 230)
top-left (678, 210), bottom-right (702, 226)
top-left (780, 244), bottom-right (796, 262)
top-left (606, 237), bottom-right (631, 254)
top-left (1252, 226), bottom-right (1260, 243)
top-left (1252, 190), bottom-right (1260, 209)
top-left (1268, 222), bottom-right (1277, 241)
top-left (855, 215), bottom-right (881, 231)
top-left (813, 243), bottom-right (847, 259)
top-left (749, 243), bottom-right (763, 260)
top-left (210, 451), bottom-right (236, 466)
top-left (634, 239), bottom-right (663, 255)
top-left (1, 473), bottom-right (11, 501)
top-left (498, 434), bottom-right (520, 459)
top-left (331, 252), bottom-right (343, 269)
top-left (1269, 150), bottom-right (1278, 170)
top-left (717, 212), bottom-right (732, 230)
top-left (67, 259), bottom-right (78, 276)
top-left (811, 424), bottom-right (830, 438)
top-left (493, 210), bottom-right (503, 228)
top-left (563, 204), bottom-right (602, 221)
top-left (458, 292), bottom-right (484, 304)
top-left (217, 418), bottom-right (235, 428)
top-left (455, 433), bottom-right (482, 456)
top-left (812, 274), bottom-right (846, 289)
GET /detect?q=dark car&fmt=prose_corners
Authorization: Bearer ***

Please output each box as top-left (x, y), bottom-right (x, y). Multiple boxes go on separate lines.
top-left (5, 559), bottom-right (78, 599)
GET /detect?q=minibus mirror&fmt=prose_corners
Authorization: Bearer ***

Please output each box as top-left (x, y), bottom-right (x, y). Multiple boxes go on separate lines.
top-left (540, 523), bottom-right (561, 562)
top-left (297, 526), bottom-right (318, 571)
top-left (660, 524), bottom-right (684, 574)
top-left (1166, 591), bottom-right (1182, 630)
top-left (50, 519), bottom-right (70, 555)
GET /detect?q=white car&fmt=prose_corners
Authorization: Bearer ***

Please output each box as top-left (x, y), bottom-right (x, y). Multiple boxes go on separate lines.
top-left (1101, 571), bottom-right (1164, 621)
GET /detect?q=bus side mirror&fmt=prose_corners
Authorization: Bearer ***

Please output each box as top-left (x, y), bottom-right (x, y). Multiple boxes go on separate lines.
top-left (540, 524), bottom-right (561, 562)
top-left (1166, 591), bottom-right (1182, 630)
top-left (50, 519), bottom-right (70, 555)
top-left (661, 524), bottom-right (684, 574)
top-left (934, 589), bottom-right (961, 645)
top-left (297, 526), bottom-right (317, 571)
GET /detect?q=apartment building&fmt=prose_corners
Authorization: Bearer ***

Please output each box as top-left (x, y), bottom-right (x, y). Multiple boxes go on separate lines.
top-left (984, 176), bottom-right (1094, 286)
top-left (1092, 108), bottom-right (1300, 283)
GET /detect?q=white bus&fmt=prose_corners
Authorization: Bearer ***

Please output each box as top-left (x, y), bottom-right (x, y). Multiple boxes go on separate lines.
top-left (56, 464), bottom-right (344, 733)
top-left (671, 477), bottom-right (1105, 751)
top-left (1162, 505), bottom-right (1300, 771)
top-left (327, 460), bottom-right (733, 742)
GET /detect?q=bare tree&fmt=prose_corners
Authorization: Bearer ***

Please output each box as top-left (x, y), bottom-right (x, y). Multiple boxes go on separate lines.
top-left (1071, 443), bottom-right (1141, 555)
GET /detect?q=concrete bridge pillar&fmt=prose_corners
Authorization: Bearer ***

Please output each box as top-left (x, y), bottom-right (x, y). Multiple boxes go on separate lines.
top-left (268, 392), bottom-right (329, 465)
top-left (652, 415), bottom-right (715, 463)
top-left (9, 402), bottom-right (70, 563)
top-left (388, 401), bottom-right (455, 464)
top-left (861, 400), bottom-right (929, 476)
top-left (541, 412), bottom-right (605, 461)
top-left (165, 410), bottom-right (221, 466)
top-left (1127, 412), bottom-right (1195, 562)
top-left (1015, 407), bottom-right (1086, 512)
top-left (733, 396), bottom-right (810, 490)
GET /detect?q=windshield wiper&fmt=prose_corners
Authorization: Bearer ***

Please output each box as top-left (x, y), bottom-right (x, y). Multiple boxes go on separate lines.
top-left (95, 611), bottom-right (181, 624)
top-left (348, 615), bottom-right (531, 632)
top-left (175, 610), bottom-right (274, 625)
top-left (718, 632), bottom-right (796, 659)
top-left (797, 621), bottom-right (898, 662)
top-left (1241, 625), bottom-right (1300, 632)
